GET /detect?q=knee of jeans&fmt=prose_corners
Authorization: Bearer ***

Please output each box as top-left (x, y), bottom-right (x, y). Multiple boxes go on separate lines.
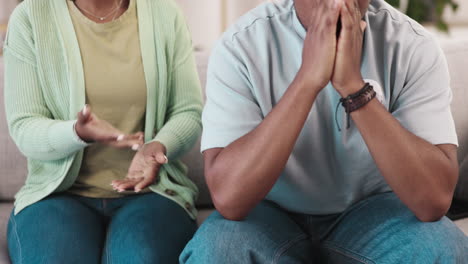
top-left (382, 216), bottom-right (468, 261)
top-left (406, 217), bottom-right (466, 245)
top-left (180, 211), bottom-right (261, 262)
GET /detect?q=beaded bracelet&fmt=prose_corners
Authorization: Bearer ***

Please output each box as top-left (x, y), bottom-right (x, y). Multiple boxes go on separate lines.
top-left (335, 83), bottom-right (376, 131)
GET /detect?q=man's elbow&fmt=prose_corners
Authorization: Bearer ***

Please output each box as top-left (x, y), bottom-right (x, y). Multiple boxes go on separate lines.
top-left (206, 169), bottom-right (249, 221)
top-left (415, 194), bottom-right (452, 223)
top-left (212, 196), bottom-right (249, 221)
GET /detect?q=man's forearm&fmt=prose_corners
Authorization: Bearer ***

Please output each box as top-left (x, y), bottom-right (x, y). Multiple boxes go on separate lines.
top-left (351, 98), bottom-right (458, 222)
top-left (205, 77), bottom-right (319, 221)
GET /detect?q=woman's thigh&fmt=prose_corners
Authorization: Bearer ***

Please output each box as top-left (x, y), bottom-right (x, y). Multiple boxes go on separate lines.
top-left (7, 194), bottom-right (105, 264)
top-left (103, 193), bottom-right (197, 264)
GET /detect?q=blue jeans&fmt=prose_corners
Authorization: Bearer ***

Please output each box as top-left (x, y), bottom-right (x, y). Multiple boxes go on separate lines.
top-left (7, 192), bottom-right (197, 264)
top-left (181, 192), bottom-right (468, 263)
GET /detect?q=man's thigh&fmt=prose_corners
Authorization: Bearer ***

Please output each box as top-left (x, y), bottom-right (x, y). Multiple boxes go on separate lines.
top-left (181, 200), bottom-right (317, 264)
top-left (320, 192), bottom-right (468, 264)
top-left (7, 194), bottom-right (105, 264)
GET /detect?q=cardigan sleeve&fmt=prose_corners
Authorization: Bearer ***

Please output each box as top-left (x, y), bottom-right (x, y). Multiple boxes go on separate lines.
top-left (3, 6), bottom-right (87, 161)
top-left (151, 9), bottom-right (203, 160)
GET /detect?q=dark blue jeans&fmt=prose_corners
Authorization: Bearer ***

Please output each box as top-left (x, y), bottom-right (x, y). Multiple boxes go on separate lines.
top-left (7, 192), bottom-right (197, 264)
top-left (181, 192), bottom-right (468, 263)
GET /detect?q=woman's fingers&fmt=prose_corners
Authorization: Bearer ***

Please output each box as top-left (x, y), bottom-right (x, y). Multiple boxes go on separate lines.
top-left (134, 171), bottom-right (156, 193)
top-left (107, 132), bottom-right (144, 149)
top-left (155, 153), bottom-right (168, 164)
top-left (77, 105), bottom-right (92, 125)
top-left (112, 178), bottom-right (143, 192)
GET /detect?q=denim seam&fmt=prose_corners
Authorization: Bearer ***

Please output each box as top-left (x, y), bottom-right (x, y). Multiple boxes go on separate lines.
top-left (10, 216), bottom-right (23, 264)
top-left (105, 225), bottom-right (112, 264)
top-left (272, 233), bottom-right (309, 264)
top-left (320, 193), bottom-right (386, 241)
top-left (322, 241), bottom-right (376, 264)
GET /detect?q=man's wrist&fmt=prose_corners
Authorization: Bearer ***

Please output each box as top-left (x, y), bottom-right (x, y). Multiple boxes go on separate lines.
top-left (73, 121), bottom-right (91, 146)
top-left (293, 72), bottom-right (324, 97)
top-left (336, 79), bottom-right (366, 98)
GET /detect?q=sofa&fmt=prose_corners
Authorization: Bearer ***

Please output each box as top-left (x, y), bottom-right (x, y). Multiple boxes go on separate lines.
top-left (1, 39), bottom-right (468, 263)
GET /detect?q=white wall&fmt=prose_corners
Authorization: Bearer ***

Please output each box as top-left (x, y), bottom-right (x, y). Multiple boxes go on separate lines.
top-left (445, 0), bottom-right (468, 25)
top-left (175, 0), bottom-right (266, 50)
top-left (174, 0), bottom-right (224, 51)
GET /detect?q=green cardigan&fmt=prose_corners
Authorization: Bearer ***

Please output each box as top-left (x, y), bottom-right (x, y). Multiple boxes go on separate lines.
top-left (3, 0), bottom-right (203, 219)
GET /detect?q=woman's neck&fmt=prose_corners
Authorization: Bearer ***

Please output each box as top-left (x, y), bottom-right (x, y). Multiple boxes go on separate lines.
top-left (73, 0), bottom-right (123, 15)
top-left (73, 0), bottom-right (130, 23)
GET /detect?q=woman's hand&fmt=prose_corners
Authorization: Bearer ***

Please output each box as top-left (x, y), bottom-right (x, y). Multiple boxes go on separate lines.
top-left (75, 105), bottom-right (144, 149)
top-left (111, 141), bottom-right (168, 193)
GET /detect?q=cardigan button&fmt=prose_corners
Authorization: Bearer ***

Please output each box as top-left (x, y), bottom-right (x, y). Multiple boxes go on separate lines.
top-left (185, 202), bottom-right (193, 211)
top-left (164, 189), bottom-right (177, 196)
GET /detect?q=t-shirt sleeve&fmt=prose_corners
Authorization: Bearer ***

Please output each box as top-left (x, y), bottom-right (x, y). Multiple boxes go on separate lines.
top-left (201, 39), bottom-right (263, 152)
top-left (391, 37), bottom-right (458, 146)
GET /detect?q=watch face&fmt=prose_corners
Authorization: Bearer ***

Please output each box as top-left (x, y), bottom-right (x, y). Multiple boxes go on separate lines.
top-left (364, 79), bottom-right (385, 105)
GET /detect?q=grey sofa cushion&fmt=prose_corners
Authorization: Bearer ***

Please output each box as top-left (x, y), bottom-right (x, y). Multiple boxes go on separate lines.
top-left (0, 58), bottom-right (27, 201)
top-left (0, 203), bottom-right (13, 263)
top-left (182, 51), bottom-right (212, 206)
top-left (440, 39), bottom-right (468, 202)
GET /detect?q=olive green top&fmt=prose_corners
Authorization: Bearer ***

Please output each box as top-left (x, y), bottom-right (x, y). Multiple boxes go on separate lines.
top-left (66, 0), bottom-right (150, 198)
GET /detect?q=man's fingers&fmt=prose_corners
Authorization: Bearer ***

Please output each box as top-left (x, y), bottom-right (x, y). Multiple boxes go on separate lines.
top-left (339, 1), bottom-right (354, 31)
top-left (330, 0), bottom-right (342, 22)
top-left (333, 0), bottom-right (343, 10)
top-left (360, 21), bottom-right (367, 33)
top-left (352, 0), bottom-right (362, 22)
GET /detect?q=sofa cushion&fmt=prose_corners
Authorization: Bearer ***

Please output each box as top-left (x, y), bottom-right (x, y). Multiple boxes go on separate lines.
top-left (180, 51), bottom-right (212, 206)
top-left (0, 58), bottom-right (27, 201)
top-left (0, 202), bottom-right (13, 263)
top-left (440, 39), bottom-right (468, 202)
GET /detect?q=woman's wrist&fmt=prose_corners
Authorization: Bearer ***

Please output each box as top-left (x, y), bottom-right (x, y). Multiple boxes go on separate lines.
top-left (73, 121), bottom-right (92, 145)
top-left (146, 141), bottom-right (167, 154)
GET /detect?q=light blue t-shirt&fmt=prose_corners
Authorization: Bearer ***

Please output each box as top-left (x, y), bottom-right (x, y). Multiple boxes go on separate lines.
top-left (201, 0), bottom-right (458, 215)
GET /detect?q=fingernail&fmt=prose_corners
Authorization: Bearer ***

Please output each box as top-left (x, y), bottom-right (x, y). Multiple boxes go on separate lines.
top-left (82, 105), bottom-right (88, 115)
top-left (132, 144), bottom-right (140, 151)
top-left (117, 135), bottom-right (125, 141)
top-left (135, 189), bottom-right (141, 193)
top-left (163, 155), bottom-right (168, 164)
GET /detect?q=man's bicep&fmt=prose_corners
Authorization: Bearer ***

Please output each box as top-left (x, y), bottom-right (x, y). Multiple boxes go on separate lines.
top-left (392, 38), bottom-right (458, 147)
top-left (203, 148), bottom-right (224, 174)
top-left (201, 39), bottom-right (263, 152)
